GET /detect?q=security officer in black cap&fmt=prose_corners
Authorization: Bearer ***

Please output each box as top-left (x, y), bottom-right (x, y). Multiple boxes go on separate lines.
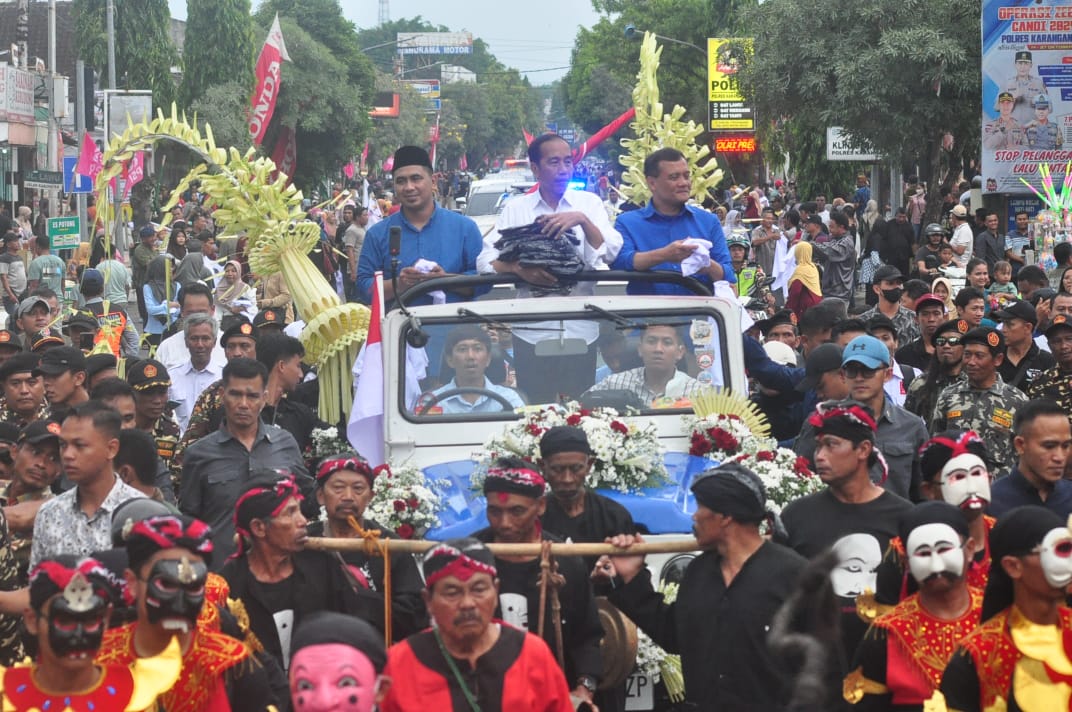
top-left (596, 463), bottom-right (806, 712)
top-left (931, 327), bottom-right (1028, 477)
top-left (905, 318), bottom-right (970, 427)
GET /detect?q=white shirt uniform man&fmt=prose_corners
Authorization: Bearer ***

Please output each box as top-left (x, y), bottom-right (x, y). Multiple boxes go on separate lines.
top-left (948, 205), bottom-right (974, 269)
top-left (477, 134), bottom-right (622, 403)
top-left (166, 313), bottom-right (225, 432)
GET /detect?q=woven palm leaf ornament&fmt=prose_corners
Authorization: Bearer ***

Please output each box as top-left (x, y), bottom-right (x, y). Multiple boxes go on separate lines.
top-left (92, 104), bottom-right (369, 424)
top-left (690, 387), bottom-right (771, 439)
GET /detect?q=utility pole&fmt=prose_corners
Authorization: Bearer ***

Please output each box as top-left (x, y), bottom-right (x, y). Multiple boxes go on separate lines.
top-left (106, 0), bottom-right (117, 89)
top-left (47, 0), bottom-right (59, 219)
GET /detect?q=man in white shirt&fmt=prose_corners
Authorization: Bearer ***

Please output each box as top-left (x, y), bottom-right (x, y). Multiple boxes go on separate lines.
top-left (155, 283), bottom-right (226, 372)
top-left (477, 133), bottom-right (622, 403)
top-left (949, 204), bottom-right (973, 269)
top-left (167, 313), bottom-right (224, 432)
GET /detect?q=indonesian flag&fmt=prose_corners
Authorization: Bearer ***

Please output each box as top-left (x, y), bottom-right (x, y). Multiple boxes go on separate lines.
top-left (522, 128), bottom-right (535, 146)
top-left (122, 151), bottom-right (145, 200)
top-left (75, 131), bottom-right (103, 179)
top-left (248, 14), bottom-right (290, 146)
top-left (270, 125), bottom-right (297, 183)
top-left (348, 272), bottom-right (385, 466)
top-left (572, 107), bottom-right (635, 161)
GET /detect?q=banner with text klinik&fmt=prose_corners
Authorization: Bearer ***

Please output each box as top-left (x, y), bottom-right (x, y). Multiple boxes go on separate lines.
top-left (981, 0), bottom-right (1072, 195)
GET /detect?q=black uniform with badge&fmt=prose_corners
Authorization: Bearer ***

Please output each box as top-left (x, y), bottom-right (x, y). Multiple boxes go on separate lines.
top-left (993, 300), bottom-right (1054, 394)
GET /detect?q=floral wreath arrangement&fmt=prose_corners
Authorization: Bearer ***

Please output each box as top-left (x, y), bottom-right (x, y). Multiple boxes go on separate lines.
top-left (634, 581), bottom-right (685, 703)
top-left (684, 412), bottom-right (771, 460)
top-left (472, 403), bottom-right (667, 493)
top-left (307, 426), bottom-right (353, 468)
top-left (731, 448), bottom-right (823, 515)
top-left (365, 461), bottom-right (445, 540)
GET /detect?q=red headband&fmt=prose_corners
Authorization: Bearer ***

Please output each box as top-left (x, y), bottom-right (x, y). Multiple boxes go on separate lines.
top-left (807, 404), bottom-right (878, 432)
top-left (232, 476), bottom-right (303, 558)
top-left (316, 456), bottom-right (375, 485)
top-left (423, 544), bottom-right (498, 588)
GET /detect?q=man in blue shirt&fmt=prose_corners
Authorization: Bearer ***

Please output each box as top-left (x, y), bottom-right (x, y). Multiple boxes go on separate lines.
top-left (428, 325), bottom-right (523, 414)
top-left (989, 399), bottom-right (1072, 518)
top-left (612, 148), bottom-right (735, 296)
top-left (356, 145), bottom-right (484, 306)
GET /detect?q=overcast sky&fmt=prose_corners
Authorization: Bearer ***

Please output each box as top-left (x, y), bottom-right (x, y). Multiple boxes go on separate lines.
top-left (166, 0), bottom-right (605, 83)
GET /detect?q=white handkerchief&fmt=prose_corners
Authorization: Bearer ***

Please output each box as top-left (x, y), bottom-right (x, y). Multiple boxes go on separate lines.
top-left (680, 238), bottom-right (713, 277)
top-left (414, 258), bottom-right (446, 304)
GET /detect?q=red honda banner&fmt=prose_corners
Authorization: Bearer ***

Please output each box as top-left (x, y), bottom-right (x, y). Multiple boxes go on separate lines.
top-left (75, 131), bottom-right (103, 179)
top-left (248, 13), bottom-right (291, 146)
top-left (270, 125), bottom-right (297, 183)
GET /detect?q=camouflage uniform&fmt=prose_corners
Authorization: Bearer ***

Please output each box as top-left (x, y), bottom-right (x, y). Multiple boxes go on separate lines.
top-left (0, 480), bottom-right (51, 584)
top-left (0, 509), bottom-right (23, 665)
top-left (905, 370), bottom-right (966, 429)
top-left (153, 414), bottom-right (181, 491)
top-left (170, 379), bottom-right (224, 491)
top-left (931, 375), bottom-right (1027, 478)
top-left (0, 402), bottom-right (49, 429)
top-left (1026, 366), bottom-right (1072, 420)
top-left (858, 305), bottom-right (921, 350)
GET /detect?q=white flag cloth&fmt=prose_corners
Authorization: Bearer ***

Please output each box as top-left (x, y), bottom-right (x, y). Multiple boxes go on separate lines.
top-left (348, 273), bottom-right (385, 466)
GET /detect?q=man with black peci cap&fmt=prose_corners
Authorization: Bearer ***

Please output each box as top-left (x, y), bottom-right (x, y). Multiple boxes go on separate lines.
top-left (993, 299), bottom-right (1054, 394)
top-left (253, 307), bottom-right (286, 333)
top-left (931, 326), bottom-right (1028, 477)
top-left (858, 265), bottom-right (920, 349)
top-left (538, 426), bottom-right (635, 561)
top-left (381, 537), bottom-right (573, 712)
top-left (1, 418), bottom-right (61, 581)
top-left (473, 458), bottom-right (604, 708)
top-left (357, 145), bottom-right (484, 306)
top-left (0, 352), bottom-right (47, 428)
top-left (756, 309), bottom-right (801, 352)
top-left (845, 501), bottom-right (982, 709)
top-left (939, 506), bottom-right (1072, 710)
top-left (1027, 313), bottom-right (1072, 417)
top-left (596, 463), bottom-right (806, 711)
top-left (35, 346), bottom-right (89, 420)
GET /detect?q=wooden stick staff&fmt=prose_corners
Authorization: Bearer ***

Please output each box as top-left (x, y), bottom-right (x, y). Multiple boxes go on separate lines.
top-left (305, 537), bottom-right (699, 557)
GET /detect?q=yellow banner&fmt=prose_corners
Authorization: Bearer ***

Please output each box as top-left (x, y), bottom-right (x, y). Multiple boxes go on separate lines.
top-left (707, 38), bottom-right (755, 132)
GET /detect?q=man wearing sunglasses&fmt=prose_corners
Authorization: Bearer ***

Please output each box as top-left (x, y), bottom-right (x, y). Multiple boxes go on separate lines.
top-left (932, 327), bottom-right (1028, 478)
top-left (905, 319), bottom-right (968, 427)
top-left (793, 335), bottom-right (927, 500)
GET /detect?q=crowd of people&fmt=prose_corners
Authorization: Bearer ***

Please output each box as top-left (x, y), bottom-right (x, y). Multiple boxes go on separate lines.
top-left (0, 133), bottom-right (1066, 711)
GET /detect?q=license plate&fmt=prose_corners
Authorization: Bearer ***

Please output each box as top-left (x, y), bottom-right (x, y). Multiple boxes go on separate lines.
top-left (624, 672), bottom-right (654, 710)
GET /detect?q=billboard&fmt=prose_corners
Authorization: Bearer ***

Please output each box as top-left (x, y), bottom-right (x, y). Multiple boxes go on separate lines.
top-left (707, 38), bottom-right (754, 132)
top-left (397, 32), bottom-right (473, 56)
top-left (0, 66), bottom-right (36, 124)
top-left (980, 0), bottom-right (1072, 195)
top-left (826, 127), bottom-right (881, 161)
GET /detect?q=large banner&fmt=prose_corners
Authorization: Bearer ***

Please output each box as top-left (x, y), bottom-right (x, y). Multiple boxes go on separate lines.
top-left (707, 38), bottom-right (754, 132)
top-left (981, 0), bottom-right (1072, 194)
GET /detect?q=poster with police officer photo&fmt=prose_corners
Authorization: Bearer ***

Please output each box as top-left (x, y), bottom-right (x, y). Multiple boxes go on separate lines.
top-left (980, 0), bottom-right (1071, 194)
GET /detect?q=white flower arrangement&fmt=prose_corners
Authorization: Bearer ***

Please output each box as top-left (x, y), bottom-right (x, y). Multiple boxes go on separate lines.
top-left (472, 403), bottom-right (667, 492)
top-left (634, 581), bottom-right (685, 703)
top-left (731, 447), bottom-right (824, 515)
top-left (307, 426), bottom-right (354, 465)
top-left (684, 413), bottom-right (774, 461)
top-left (366, 462), bottom-right (445, 539)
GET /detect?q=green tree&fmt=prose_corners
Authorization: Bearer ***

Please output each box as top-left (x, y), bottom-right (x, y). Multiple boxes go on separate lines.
top-left (179, 0), bottom-right (256, 108)
top-left (73, 0), bottom-right (178, 106)
top-left (255, 0), bottom-right (376, 102)
top-left (256, 18), bottom-right (370, 188)
top-left (740, 0), bottom-right (980, 216)
top-left (368, 82), bottom-right (429, 174)
top-left (188, 81), bottom-right (252, 152)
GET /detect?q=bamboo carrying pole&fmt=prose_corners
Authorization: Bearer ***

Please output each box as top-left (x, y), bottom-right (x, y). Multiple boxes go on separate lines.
top-left (305, 537), bottom-right (700, 557)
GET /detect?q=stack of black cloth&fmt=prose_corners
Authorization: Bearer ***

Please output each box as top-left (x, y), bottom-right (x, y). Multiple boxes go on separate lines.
top-left (494, 222), bottom-right (584, 296)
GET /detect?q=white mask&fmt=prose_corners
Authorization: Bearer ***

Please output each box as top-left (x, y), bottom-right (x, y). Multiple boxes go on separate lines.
top-left (1037, 527), bottom-right (1072, 589)
top-left (830, 533), bottom-right (882, 597)
top-left (906, 522), bottom-right (965, 584)
top-left (940, 453), bottom-right (991, 511)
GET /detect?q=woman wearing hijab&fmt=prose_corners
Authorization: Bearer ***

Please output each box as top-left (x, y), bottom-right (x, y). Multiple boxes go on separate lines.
top-left (214, 259), bottom-right (256, 322)
top-left (143, 254), bottom-right (179, 345)
top-left (723, 209), bottom-right (742, 231)
top-left (786, 241), bottom-right (822, 320)
top-left (173, 238), bottom-right (211, 291)
top-left (167, 226), bottom-right (188, 260)
top-left (931, 277), bottom-right (956, 314)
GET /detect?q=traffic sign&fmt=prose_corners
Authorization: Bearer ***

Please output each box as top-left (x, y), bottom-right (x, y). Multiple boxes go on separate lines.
top-left (23, 170), bottom-right (63, 191)
top-left (63, 156), bottom-right (93, 194)
top-left (47, 216), bottom-right (81, 249)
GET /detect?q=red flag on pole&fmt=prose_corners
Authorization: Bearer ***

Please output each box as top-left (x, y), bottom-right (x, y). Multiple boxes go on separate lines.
top-left (360, 141), bottom-right (369, 173)
top-left (248, 13), bottom-right (290, 146)
top-left (75, 131), bottom-right (103, 179)
top-left (343, 161), bottom-right (355, 179)
top-left (348, 272), bottom-right (385, 466)
top-left (572, 107), bottom-right (636, 161)
top-left (123, 151), bottom-right (145, 200)
top-left (270, 125), bottom-right (297, 183)
top-left (522, 128), bottom-right (535, 146)
top-left (459, 154), bottom-right (467, 171)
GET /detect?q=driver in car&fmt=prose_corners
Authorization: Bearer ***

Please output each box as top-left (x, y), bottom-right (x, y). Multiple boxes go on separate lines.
top-left (425, 325), bottom-right (525, 414)
top-left (586, 324), bottom-right (702, 407)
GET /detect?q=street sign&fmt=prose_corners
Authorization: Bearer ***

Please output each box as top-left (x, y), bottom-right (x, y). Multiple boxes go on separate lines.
top-left (825, 127), bottom-right (880, 161)
top-left (559, 128), bottom-right (576, 143)
top-left (707, 38), bottom-right (755, 132)
top-left (63, 156), bottom-right (93, 194)
top-left (23, 170), bottom-right (63, 191)
top-left (47, 216), bottom-right (81, 249)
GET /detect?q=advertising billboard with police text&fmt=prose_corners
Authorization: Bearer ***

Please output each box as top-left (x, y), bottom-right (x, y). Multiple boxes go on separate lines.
top-left (707, 38), bottom-right (754, 132)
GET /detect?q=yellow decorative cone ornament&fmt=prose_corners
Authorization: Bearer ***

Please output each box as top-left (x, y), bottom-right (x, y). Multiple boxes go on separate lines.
top-left (92, 104), bottom-right (370, 424)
